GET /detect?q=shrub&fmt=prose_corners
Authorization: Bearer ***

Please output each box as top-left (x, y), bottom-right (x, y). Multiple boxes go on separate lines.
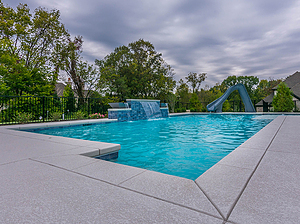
top-left (272, 82), bottom-right (294, 112)
top-left (190, 107), bottom-right (197, 112)
top-left (51, 112), bottom-right (61, 121)
top-left (189, 93), bottom-right (202, 112)
top-left (201, 107), bottom-right (207, 112)
top-left (222, 100), bottom-right (232, 112)
top-left (74, 110), bottom-right (85, 120)
top-left (15, 112), bottom-right (32, 124)
top-left (89, 113), bottom-right (106, 119)
top-left (174, 107), bottom-right (186, 113)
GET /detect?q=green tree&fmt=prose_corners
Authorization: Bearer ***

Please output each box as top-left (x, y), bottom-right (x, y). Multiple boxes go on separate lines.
top-left (56, 36), bottom-right (99, 101)
top-left (222, 75), bottom-right (259, 100)
top-left (253, 78), bottom-right (282, 103)
top-left (63, 83), bottom-right (75, 113)
top-left (96, 39), bottom-right (175, 101)
top-left (223, 75), bottom-right (257, 94)
top-left (176, 79), bottom-right (190, 107)
top-left (0, 2), bottom-right (69, 96)
top-left (0, 40), bottom-right (55, 95)
top-left (189, 92), bottom-right (202, 112)
top-left (0, 78), bottom-right (8, 94)
top-left (202, 82), bottom-right (226, 103)
top-left (185, 72), bottom-right (206, 93)
top-left (253, 79), bottom-right (269, 102)
top-left (272, 82), bottom-right (294, 112)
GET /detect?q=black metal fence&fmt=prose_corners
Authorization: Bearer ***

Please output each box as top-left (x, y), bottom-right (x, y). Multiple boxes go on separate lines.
top-left (174, 100), bottom-right (260, 113)
top-left (0, 95), bottom-right (110, 125)
top-left (2, 95), bottom-right (298, 125)
top-left (174, 99), bottom-right (299, 113)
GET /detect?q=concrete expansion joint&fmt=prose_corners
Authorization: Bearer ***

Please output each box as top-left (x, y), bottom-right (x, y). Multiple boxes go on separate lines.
top-left (121, 184), bottom-right (224, 221)
top-left (117, 170), bottom-right (147, 186)
top-left (194, 180), bottom-right (226, 221)
top-left (30, 156), bottom-right (99, 171)
top-left (224, 116), bottom-right (287, 222)
top-left (0, 158), bottom-right (28, 167)
top-left (29, 157), bottom-right (223, 221)
top-left (70, 160), bottom-right (99, 171)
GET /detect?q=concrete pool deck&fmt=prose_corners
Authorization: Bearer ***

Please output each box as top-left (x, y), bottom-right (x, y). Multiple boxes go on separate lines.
top-left (0, 115), bottom-right (299, 223)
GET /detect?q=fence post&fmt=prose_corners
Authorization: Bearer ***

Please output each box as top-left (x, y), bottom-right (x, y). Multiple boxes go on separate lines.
top-left (42, 96), bottom-right (45, 122)
top-left (87, 98), bottom-right (90, 118)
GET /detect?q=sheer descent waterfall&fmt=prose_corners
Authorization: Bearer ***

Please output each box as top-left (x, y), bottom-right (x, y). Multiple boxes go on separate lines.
top-left (140, 101), bottom-right (162, 119)
top-left (108, 99), bottom-right (169, 121)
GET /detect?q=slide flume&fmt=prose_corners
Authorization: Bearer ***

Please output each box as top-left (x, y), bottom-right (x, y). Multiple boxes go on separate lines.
top-left (206, 83), bottom-right (255, 112)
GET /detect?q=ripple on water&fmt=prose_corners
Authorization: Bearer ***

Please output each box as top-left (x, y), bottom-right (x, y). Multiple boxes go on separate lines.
top-left (30, 114), bottom-right (276, 180)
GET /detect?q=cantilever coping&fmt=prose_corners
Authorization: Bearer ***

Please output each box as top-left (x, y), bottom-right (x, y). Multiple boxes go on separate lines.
top-left (2, 118), bottom-right (120, 158)
top-left (6, 118), bottom-right (117, 130)
top-left (108, 108), bottom-right (132, 111)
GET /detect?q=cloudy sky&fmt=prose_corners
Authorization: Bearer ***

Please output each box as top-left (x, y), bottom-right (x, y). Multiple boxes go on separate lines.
top-left (3, 0), bottom-right (300, 87)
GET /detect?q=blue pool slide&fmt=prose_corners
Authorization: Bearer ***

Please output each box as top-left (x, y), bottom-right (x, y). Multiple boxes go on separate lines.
top-left (207, 83), bottom-right (255, 112)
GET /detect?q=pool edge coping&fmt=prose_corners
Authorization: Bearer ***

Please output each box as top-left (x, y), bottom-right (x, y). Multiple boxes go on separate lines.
top-left (0, 114), bottom-right (293, 222)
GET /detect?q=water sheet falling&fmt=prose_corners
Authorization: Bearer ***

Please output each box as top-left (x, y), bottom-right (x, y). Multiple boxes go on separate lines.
top-left (140, 102), bottom-right (162, 119)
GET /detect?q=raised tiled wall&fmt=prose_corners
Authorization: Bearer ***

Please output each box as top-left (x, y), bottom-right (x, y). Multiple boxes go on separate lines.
top-left (108, 99), bottom-right (169, 121)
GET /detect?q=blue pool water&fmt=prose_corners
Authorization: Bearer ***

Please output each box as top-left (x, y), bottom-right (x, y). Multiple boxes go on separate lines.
top-left (28, 114), bottom-right (276, 180)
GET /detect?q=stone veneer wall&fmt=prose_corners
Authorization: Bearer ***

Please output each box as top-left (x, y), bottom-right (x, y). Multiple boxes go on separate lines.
top-left (108, 109), bottom-right (131, 122)
top-left (160, 108), bottom-right (169, 118)
top-left (108, 99), bottom-right (169, 121)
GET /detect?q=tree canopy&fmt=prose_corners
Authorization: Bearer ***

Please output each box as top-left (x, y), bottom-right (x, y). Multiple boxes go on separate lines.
top-left (0, 1), bottom-right (68, 95)
top-left (221, 75), bottom-right (259, 100)
top-left (185, 72), bottom-right (206, 93)
top-left (55, 36), bottom-right (99, 99)
top-left (96, 39), bottom-right (176, 101)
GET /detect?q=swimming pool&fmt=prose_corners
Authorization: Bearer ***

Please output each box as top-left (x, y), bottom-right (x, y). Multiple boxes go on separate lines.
top-left (28, 114), bottom-right (276, 180)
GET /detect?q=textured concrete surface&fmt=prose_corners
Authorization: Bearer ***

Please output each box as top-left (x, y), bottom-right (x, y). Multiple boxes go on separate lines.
top-left (1, 116), bottom-right (299, 223)
top-left (119, 170), bottom-right (221, 218)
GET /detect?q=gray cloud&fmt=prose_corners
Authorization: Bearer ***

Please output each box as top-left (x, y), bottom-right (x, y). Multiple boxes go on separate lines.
top-left (3, 0), bottom-right (300, 87)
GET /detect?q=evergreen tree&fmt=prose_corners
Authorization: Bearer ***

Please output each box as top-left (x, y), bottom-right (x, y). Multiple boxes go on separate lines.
top-left (272, 82), bottom-right (294, 112)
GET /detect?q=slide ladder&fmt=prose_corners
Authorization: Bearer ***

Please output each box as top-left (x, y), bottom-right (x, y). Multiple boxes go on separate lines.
top-left (206, 83), bottom-right (255, 112)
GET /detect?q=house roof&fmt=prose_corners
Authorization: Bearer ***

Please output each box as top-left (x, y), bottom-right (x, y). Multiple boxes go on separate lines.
top-left (256, 92), bottom-right (274, 106)
top-left (55, 82), bottom-right (90, 98)
top-left (256, 71), bottom-right (300, 106)
top-left (291, 82), bottom-right (300, 100)
top-left (55, 83), bottom-right (66, 97)
top-left (273, 71), bottom-right (300, 90)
